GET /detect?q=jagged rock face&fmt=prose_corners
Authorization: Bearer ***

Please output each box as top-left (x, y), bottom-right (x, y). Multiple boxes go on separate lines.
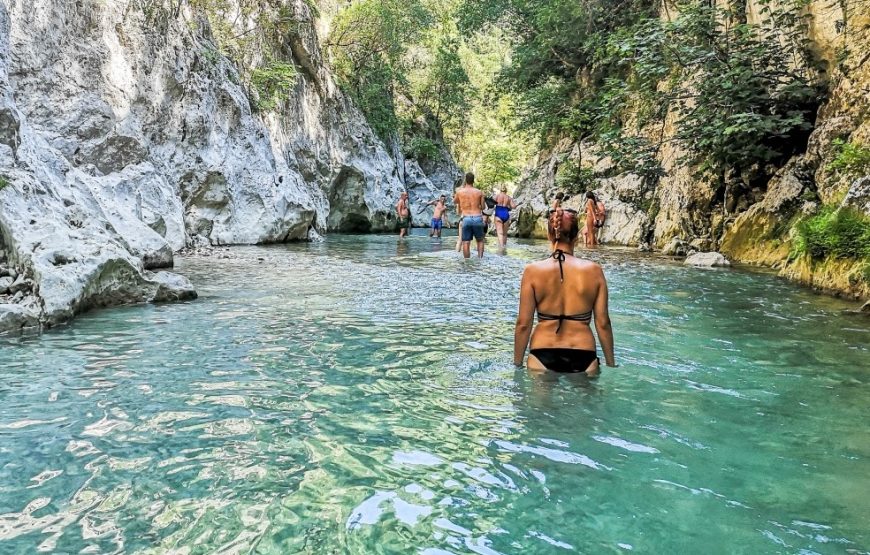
top-left (512, 140), bottom-right (566, 238)
top-left (513, 139), bottom-right (651, 245)
top-left (841, 177), bottom-right (870, 214)
top-left (276, 1), bottom-right (407, 231)
top-left (0, 0), bottom-right (411, 332)
top-left (418, 143), bottom-right (463, 192)
top-left (720, 157), bottom-right (816, 266)
top-left (719, 3), bottom-right (870, 298)
top-left (404, 159), bottom-right (456, 227)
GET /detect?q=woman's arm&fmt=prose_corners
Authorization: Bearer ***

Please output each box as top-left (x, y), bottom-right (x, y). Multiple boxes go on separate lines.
top-left (593, 266), bottom-right (616, 367)
top-left (514, 270), bottom-right (537, 366)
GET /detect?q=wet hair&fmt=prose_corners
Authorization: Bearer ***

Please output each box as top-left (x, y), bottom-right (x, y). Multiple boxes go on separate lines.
top-left (555, 192), bottom-right (565, 201)
top-left (440, 194), bottom-right (446, 199)
top-left (547, 208), bottom-right (580, 244)
top-left (465, 172), bottom-right (475, 184)
top-left (586, 190), bottom-right (597, 201)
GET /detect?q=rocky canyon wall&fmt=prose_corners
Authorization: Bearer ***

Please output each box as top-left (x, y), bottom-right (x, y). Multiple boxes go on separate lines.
top-left (513, 0), bottom-right (870, 300)
top-left (0, 0), bottom-right (456, 333)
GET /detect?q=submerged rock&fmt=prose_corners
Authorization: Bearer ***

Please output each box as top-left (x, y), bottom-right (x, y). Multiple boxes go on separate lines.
top-left (151, 272), bottom-right (197, 303)
top-left (685, 252), bottom-right (731, 268)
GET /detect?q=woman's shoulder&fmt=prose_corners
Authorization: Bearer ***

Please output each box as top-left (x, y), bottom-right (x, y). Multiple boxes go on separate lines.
top-left (570, 256), bottom-right (604, 274)
top-left (524, 258), bottom-right (549, 271)
top-left (523, 258), bottom-right (556, 277)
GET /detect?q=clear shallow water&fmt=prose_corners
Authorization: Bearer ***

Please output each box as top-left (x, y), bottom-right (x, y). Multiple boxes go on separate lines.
top-left (1, 232), bottom-right (868, 554)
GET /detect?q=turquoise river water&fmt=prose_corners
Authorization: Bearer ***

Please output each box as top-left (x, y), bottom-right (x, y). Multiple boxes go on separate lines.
top-left (0, 233), bottom-right (868, 554)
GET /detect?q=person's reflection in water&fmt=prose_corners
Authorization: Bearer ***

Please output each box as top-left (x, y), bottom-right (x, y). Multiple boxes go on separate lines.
top-left (396, 239), bottom-right (410, 257)
top-left (514, 366), bottom-right (601, 408)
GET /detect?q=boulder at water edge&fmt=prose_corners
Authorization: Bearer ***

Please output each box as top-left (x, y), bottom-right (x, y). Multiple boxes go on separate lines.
top-left (0, 304), bottom-right (39, 333)
top-left (685, 252), bottom-right (731, 268)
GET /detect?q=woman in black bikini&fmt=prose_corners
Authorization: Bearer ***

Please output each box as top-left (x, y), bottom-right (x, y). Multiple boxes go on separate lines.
top-left (513, 208), bottom-right (616, 376)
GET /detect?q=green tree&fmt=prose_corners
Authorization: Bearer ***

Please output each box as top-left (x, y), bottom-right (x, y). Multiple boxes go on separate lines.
top-left (414, 36), bottom-right (472, 131)
top-left (458, 0), bottom-right (821, 184)
top-left (479, 146), bottom-right (521, 188)
top-left (326, 0), bottom-right (434, 139)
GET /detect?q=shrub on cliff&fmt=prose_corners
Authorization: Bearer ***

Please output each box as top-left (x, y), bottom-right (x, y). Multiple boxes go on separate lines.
top-left (250, 61), bottom-right (298, 111)
top-left (827, 139), bottom-right (870, 178)
top-left (794, 207), bottom-right (870, 261)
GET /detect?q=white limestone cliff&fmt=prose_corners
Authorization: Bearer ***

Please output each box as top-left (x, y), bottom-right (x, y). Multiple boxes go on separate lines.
top-left (0, 0), bottom-right (448, 333)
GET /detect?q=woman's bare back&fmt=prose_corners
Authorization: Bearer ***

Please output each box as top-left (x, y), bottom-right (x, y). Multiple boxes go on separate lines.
top-left (524, 255), bottom-right (604, 350)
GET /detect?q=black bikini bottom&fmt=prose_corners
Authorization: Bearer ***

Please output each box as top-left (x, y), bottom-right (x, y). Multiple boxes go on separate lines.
top-left (529, 348), bottom-right (599, 373)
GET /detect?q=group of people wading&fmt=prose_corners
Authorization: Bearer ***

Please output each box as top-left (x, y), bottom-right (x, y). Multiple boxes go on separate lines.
top-left (394, 172), bottom-right (617, 377)
top-left (396, 172), bottom-right (520, 257)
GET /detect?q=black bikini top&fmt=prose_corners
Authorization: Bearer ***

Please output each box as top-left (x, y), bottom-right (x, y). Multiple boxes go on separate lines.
top-left (536, 249), bottom-right (593, 333)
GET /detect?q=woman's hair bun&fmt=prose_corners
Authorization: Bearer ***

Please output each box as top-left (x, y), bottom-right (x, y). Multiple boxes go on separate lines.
top-left (547, 208), bottom-right (580, 243)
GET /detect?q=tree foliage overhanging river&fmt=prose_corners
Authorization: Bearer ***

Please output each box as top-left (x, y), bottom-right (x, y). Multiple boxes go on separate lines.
top-left (0, 234), bottom-right (868, 553)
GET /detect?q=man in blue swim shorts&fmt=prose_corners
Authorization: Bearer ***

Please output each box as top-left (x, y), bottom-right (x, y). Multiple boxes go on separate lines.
top-left (425, 195), bottom-right (450, 238)
top-left (453, 172), bottom-right (487, 258)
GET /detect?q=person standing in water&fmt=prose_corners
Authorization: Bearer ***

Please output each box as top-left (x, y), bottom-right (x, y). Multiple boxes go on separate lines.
top-left (424, 195), bottom-right (450, 238)
top-left (493, 187), bottom-right (517, 248)
top-left (594, 195), bottom-right (606, 243)
top-left (453, 172), bottom-right (487, 259)
top-left (514, 207), bottom-right (616, 375)
top-left (454, 209), bottom-right (490, 251)
top-left (396, 192), bottom-right (411, 239)
top-left (549, 192), bottom-right (565, 252)
top-left (583, 191), bottom-right (602, 247)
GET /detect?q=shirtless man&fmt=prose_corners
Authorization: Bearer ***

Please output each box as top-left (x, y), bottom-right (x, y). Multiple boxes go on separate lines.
top-left (453, 172), bottom-right (487, 259)
top-left (396, 192), bottom-right (411, 238)
top-left (493, 187), bottom-right (518, 248)
top-left (424, 195), bottom-right (450, 238)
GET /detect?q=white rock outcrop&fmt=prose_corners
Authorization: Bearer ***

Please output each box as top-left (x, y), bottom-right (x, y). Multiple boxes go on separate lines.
top-left (404, 159), bottom-right (454, 227)
top-left (0, 0), bottom-right (421, 332)
top-left (513, 140), bottom-right (651, 244)
top-left (684, 252), bottom-right (731, 267)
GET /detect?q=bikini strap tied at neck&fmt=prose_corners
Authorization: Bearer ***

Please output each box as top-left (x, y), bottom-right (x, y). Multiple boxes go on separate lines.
top-left (551, 249), bottom-right (566, 283)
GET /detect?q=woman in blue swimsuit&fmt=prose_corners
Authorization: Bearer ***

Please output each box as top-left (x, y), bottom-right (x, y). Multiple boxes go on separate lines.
top-left (493, 187), bottom-right (517, 248)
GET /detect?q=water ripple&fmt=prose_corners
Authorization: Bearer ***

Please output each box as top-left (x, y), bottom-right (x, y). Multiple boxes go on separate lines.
top-left (0, 235), bottom-right (867, 553)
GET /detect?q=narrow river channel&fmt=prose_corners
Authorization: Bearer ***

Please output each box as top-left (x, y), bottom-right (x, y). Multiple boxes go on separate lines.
top-left (1, 233), bottom-right (867, 553)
